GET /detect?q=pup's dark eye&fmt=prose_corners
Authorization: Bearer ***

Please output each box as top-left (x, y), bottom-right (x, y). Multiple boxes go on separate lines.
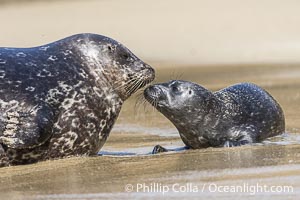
top-left (172, 86), bottom-right (180, 93)
top-left (189, 90), bottom-right (192, 95)
top-left (107, 46), bottom-right (113, 52)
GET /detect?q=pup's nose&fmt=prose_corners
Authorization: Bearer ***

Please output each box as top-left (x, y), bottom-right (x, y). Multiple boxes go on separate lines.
top-left (144, 85), bottom-right (154, 95)
top-left (144, 85), bottom-right (160, 97)
top-left (147, 85), bottom-right (155, 92)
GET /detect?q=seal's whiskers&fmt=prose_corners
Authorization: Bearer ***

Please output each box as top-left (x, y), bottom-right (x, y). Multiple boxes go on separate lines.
top-left (169, 70), bottom-right (184, 80)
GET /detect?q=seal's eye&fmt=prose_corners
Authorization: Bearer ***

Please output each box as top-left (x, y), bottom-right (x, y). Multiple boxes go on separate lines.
top-left (171, 86), bottom-right (180, 93)
top-left (189, 90), bottom-right (192, 95)
top-left (121, 53), bottom-right (130, 60)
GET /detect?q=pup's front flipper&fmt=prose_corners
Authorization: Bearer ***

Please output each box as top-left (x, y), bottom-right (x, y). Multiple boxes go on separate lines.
top-left (223, 140), bottom-right (251, 147)
top-left (152, 145), bottom-right (190, 154)
top-left (223, 125), bottom-right (256, 147)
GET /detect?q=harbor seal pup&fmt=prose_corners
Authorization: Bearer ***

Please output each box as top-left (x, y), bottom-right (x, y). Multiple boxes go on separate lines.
top-left (0, 33), bottom-right (155, 166)
top-left (144, 81), bottom-right (285, 153)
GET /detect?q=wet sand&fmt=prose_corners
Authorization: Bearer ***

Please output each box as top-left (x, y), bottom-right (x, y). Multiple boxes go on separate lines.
top-left (1, 0), bottom-right (300, 199)
top-left (0, 65), bottom-right (299, 200)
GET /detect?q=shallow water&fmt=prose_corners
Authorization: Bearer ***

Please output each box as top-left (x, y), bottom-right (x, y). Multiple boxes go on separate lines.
top-left (1, 64), bottom-right (300, 200)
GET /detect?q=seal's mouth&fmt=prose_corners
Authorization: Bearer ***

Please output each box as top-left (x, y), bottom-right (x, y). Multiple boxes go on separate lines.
top-left (130, 67), bottom-right (155, 93)
top-left (119, 66), bottom-right (155, 100)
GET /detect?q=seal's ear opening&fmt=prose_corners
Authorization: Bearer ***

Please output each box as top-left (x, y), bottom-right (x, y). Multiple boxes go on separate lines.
top-left (107, 45), bottom-right (113, 52)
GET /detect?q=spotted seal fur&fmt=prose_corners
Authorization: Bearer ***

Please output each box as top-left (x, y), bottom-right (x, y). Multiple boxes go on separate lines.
top-left (144, 81), bottom-right (285, 153)
top-left (0, 33), bottom-right (155, 166)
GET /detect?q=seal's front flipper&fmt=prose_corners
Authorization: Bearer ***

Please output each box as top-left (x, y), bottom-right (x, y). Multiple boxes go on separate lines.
top-left (224, 125), bottom-right (256, 147)
top-left (223, 140), bottom-right (251, 147)
top-left (0, 144), bottom-right (9, 167)
top-left (152, 145), bottom-right (168, 154)
top-left (0, 104), bottom-right (55, 149)
top-left (152, 145), bottom-right (190, 154)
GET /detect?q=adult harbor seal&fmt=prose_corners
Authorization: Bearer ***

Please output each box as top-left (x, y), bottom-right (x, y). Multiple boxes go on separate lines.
top-left (0, 33), bottom-right (155, 166)
top-left (144, 81), bottom-right (285, 153)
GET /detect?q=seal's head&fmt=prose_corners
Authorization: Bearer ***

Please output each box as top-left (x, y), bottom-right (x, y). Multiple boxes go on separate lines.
top-left (72, 34), bottom-right (155, 101)
top-left (144, 80), bottom-right (216, 129)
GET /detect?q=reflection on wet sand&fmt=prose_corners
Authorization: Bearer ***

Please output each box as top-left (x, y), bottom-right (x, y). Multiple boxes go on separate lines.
top-left (1, 145), bottom-right (300, 199)
top-left (0, 65), bottom-right (300, 200)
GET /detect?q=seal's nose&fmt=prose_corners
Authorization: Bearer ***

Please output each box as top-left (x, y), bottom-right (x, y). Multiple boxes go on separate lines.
top-left (144, 85), bottom-right (159, 99)
top-left (147, 66), bottom-right (155, 75)
top-left (144, 85), bottom-right (154, 96)
top-left (144, 64), bottom-right (155, 81)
